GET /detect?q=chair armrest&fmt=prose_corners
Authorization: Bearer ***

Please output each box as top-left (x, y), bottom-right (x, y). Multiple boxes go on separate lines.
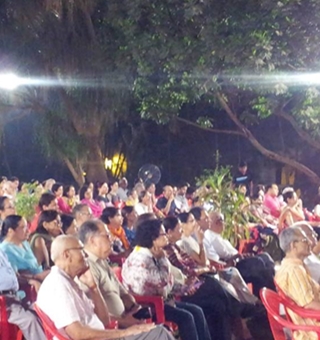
top-left (133, 295), bottom-right (165, 324)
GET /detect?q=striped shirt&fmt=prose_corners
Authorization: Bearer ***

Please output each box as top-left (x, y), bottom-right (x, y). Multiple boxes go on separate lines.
top-left (275, 257), bottom-right (320, 340)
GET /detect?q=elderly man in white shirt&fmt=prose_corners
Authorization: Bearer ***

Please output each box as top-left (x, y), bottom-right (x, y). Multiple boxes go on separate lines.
top-left (37, 234), bottom-right (174, 340)
top-left (203, 211), bottom-right (276, 297)
top-left (0, 249), bottom-right (45, 340)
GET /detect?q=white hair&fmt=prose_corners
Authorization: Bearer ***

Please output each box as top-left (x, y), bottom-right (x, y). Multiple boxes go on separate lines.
top-left (51, 235), bottom-right (78, 263)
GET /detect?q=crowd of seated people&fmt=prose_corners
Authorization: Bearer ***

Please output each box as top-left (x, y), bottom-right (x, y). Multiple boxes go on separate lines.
top-left (2, 173), bottom-right (320, 339)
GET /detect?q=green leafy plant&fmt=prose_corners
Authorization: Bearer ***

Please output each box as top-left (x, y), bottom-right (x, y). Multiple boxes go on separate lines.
top-left (196, 166), bottom-right (251, 246)
top-left (15, 182), bottom-right (42, 222)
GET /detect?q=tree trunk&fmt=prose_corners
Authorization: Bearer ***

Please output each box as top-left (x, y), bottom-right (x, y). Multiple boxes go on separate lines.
top-left (216, 93), bottom-right (320, 185)
top-left (85, 136), bottom-right (108, 183)
top-left (62, 156), bottom-right (85, 187)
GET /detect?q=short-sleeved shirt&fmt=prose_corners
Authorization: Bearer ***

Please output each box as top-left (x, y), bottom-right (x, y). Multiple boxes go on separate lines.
top-left (156, 197), bottom-right (177, 216)
top-left (203, 229), bottom-right (238, 262)
top-left (37, 266), bottom-right (104, 338)
top-left (85, 250), bottom-right (129, 316)
top-left (275, 258), bottom-right (320, 340)
top-left (0, 240), bottom-right (43, 274)
top-left (233, 170), bottom-right (253, 193)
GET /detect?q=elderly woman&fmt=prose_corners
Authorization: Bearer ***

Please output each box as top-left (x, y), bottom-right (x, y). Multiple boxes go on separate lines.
top-left (122, 218), bottom-right (211, 340)
top-left (30, 210), bottom-right (62, 269)
top-left (0, 215), bottom-right (49, 283)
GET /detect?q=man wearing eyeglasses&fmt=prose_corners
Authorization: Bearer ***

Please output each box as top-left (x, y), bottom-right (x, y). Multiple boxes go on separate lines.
top-left (37, 234), bottom-right (174, 340)
top-left (78, 220), bottom-right (143, 326)
top-left (73, 204), bottom-right (93, 228)
top-left (276, 226), bottom-right (320, 339)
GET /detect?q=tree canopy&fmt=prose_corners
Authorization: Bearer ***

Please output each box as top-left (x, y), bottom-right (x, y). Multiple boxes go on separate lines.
top-left (1, 0), bottom-right (320, 184)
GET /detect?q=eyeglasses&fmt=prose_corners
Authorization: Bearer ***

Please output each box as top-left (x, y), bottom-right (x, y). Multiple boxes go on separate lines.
top-left (65, 246), bottom-right (86, 253)
top-left (4, 206), bottom-right (15, 210)
top-left (81, 212), bottom-right (92, 217)
top-left (294, 238), bottom-right (309, 244)
top-left (216, 217), bottom-right (224, 223)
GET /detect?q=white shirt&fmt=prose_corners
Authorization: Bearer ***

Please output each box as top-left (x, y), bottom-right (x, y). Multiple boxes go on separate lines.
top-left (203, 229), bottom-right (238, 261)
top-left (304, 253), bottom-right (320, 283)
top-left (37, 266), bottom-right (104, 339)
top-left (0, 249), bottom-right (19, 292)
top-left (134, 202), bottom-right (152, 216)
top-left (177, 235), bottom-right (200, 256)
top-left (174, 195), bottom-right (189, 212)
top-left (117, 188), bottom-right (128, 202)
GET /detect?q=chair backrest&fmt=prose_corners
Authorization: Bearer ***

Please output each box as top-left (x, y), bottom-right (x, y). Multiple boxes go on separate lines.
top-left (112, 266), bottom-right (123, 283)
top-left (260, 288), bottom-right (320, 340)
top-left (0, 296), bottom-right (23, 340)
top-left (34, 304), bottom-right (69, 340)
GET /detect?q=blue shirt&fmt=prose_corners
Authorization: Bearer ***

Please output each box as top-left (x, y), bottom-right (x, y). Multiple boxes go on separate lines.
top-left (0, 240), bottom-right (43, 274)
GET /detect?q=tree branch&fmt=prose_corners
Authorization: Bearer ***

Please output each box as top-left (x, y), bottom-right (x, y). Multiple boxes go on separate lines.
top-left (176, 117), bottom-right (245, 136)
top-left (216, 92), bottom-right (320, 185)
top-left (275, 110), bottom-right (320, 151)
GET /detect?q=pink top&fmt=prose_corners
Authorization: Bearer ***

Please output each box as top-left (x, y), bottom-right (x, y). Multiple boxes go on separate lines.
top-left (57, 197), bottom-right (72, 214)
top-left (263, 194), bottom-right (281, 218)
top-left (81, 199), bottom-right (103, 218)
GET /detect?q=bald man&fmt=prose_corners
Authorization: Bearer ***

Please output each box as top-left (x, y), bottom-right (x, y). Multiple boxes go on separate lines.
top-left (156, 186), bottom-right (178, 216)
top-left (203, 211), bottom-right (275, 297)
top-left (37, 235), bottom-right (173, 340)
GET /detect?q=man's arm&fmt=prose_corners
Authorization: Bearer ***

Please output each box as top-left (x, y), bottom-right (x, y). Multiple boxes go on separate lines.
top-left (79, 269), bottom-right (110, 327)
top-left (65, 321), bottom-right (156, 340)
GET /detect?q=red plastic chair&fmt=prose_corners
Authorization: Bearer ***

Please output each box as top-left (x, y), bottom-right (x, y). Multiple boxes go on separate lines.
top-left (275, 281), bottom-right (320, 323)
top-left (35, 303), bottom-right (118, 340)
top-left (260, 288), bottom-right (320, 340)
top-left (0, 296), bottom-right (23, 340)
top-left (34, 304), bottom-right (69, 340)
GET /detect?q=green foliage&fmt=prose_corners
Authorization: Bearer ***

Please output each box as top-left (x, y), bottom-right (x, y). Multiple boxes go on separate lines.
top-left (196, 167), bottom-right (250, 246)
top-left (15, 183), bottom-right (42, 222)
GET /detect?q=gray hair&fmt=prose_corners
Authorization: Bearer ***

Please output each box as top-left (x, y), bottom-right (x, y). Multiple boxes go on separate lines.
top-left (78, 219), bottom-right (101, 245)
top-left (279, 227), bottom-right (301, 253)
top-left (72, 204), bottom-right (88, 216)
top-left (51, 235), bottom-right (78, 263)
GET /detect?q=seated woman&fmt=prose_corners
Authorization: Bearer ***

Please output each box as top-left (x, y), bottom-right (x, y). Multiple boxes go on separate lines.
top-left (134, 190), bottom-right (153, 216)
top-left (278, 188), bottom-right (304, 231)
top-left (122, 219), bottom-right (211, 340)
top-left (177, 212), bottom-right (208, 267)
top-left (80, 184), bottom-right (103, 218)
top-left (52, 183), bottom-right (70, 214)
top-left (107, 180), bottom-right (121, 207)
top-left (95, 182), bottom-right (110, 208)
top-left (0, 215), bottom-right (49, 284)
top-left (0, 196), bottom-right (16, 224)
top-left (101, 207), bottom-right (130, 253)
top-left (61, 214), bottom-right (78, 236)
top-left (30, 210), bottom-right (62, 269)
top-left (61, 185), bottom-right (78, 214)
top-left (121, 206), bottom-right (138, 246)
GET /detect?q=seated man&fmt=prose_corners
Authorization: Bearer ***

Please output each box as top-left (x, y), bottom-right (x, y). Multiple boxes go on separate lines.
top-left (36, 234), bottom-right (173, 340)
top-left (0, 249), bottom-right (45, 340)
top-left (156, 186), bottom-right (178, 216)
top-left (203, 211), bottom-right (275, 296)
top-left (78, 219), bottom-right (150, 326)
top-left (291, 221), bottom-right (320, 283)
top-left (275, 227), bottom-right (320, 340)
